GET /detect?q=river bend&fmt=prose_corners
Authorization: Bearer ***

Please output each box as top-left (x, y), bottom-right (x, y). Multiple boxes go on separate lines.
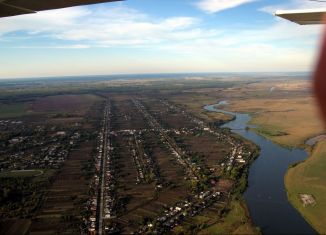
top-left (204, 102), bottom-right (316, 234)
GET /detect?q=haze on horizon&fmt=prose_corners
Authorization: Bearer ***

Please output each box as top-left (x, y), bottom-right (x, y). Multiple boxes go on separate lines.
top-left (0, 0), bottom-right (325, 79)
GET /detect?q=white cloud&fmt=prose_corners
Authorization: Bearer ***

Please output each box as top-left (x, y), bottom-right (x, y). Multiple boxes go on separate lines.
top-left (0, 6), bottom-right (202, 47)
top-left (196, 0), bottom-right (258, 13)
top-left (0, 7), bottom-right (88, 34)
top-left (0, 3), bottom-right (323, 78)
top-left (0, 3), bottom-right (320, 49)
top-left (8, 44), bottom-right (91, 49)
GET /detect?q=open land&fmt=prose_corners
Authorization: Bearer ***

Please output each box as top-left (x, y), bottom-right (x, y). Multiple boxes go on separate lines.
top-left (178, 78), bottom-right (325, 234)
top-left (0, 74), bottom-right (323, 234)
top-left (160, 76), bottom-right (325, 234)
top-left (0, 92), bottom-right (105, 234)
top-left (219, 80), bottom-right (324, 148)
top-left (285, 140), bottom-right (326, 234)
top-left (216, 79), bottom-right (326, 234)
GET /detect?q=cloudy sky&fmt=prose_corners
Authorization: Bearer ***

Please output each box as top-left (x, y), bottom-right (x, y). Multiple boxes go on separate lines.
top-left (0, 0), bottom-right (325, 78)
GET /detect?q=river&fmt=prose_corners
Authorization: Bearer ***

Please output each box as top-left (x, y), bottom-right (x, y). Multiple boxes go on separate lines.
top-left (204, 102), bottom-right (316, 234)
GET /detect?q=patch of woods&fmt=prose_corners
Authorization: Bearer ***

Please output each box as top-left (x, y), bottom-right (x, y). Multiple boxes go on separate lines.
top-left (230, 146), bottom-right (260, 199)
top-left (256, 127), bottom-right (288, 137)
top-left (0, 176), bottom-right (51, 218)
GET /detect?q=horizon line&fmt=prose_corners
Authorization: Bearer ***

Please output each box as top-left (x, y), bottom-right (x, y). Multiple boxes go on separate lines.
top-left (0, 71), bottom-right (312, 81)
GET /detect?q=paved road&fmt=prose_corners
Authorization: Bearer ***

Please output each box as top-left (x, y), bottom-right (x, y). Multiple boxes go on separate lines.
top-left (97, 102), bottom-right (110, 235)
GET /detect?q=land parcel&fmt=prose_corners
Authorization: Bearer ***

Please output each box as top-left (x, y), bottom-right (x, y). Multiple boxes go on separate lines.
top-left (285, 140), bottom-right (326, 234)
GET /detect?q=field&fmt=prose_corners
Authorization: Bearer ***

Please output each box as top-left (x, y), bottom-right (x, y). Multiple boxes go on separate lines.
top-left (0, 91), bottom-right (105, 234)
top-left (0, 94), bottom-right (102, 119)
top-left (109, 95), bottom-right (219, 232)
top-left (285, 140), bottom-right (326, 234)
top-left (94, 93), bottom-right (259, 233)
top-left (169, 77), bottom-right (325, 234)
top-left (0, 170), bottom-right (44, 178)
top-left (30, 141), bottom-right (96, 234)
top-left (212, 79), bottom-right (326, 233)
top-left (197, 200), bottom-right (259, 235)
top-left (172, 199), bottom-right (258, 235)
top-left (204, 79), bottom-right (323, 148)
top-left (31, 94), bottom-right (102, 115)
top-left (171, 131), bottom-right (232, 173)
top-left (0, 219), bottom-right (31, 235)
top-left (2, 75), bottom-right (323, 234)
top-left (170, 93), bottom-right (233, 124)
top-left (226, 97), bottom-right (324, 148)
top-left (0, 103), bottom-right (28, 118)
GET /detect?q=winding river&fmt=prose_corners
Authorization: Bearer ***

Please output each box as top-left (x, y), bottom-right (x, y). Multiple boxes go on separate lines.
top-left (204, 102), bottom-right (316, 234)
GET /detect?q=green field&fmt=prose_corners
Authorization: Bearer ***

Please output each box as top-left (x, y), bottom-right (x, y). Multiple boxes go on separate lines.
top-left (285, 140), bottom-right (326, 234)
top-left (0, 169), bottom-right (55, 219)
top-left (253, 125), bottom-right (288, 138)
top-left (198, 200), bottom-right (260, 235)
top-left (172, 200), bottom-right (259, 235)
top-left (227, 97), bottom-right (324, 148)
top-left (0, 170), bottom-right (44, 178)
top-left (0, 103), bottom-right (28, 118)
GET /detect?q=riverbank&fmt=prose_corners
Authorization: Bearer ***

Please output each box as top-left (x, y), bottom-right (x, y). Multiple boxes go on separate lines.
top-left (197, 200), bottom-right (260, 235)
top-left (224, 97), bottom-right (324, 148)
top-left (204, 103), bottom-right (316, 234)
top-left (285, 139), bottom-right (326, 234)
top-left (220, 98), bottom-right (325, 234)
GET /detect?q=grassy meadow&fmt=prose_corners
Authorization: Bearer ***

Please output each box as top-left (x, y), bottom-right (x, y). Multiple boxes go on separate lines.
top-left (218, 80), bottom-right (325, 233)
top-left (0, 103), bottom-right (29, 118)
top-left (0, 170), bottom-right (44, 178)
top-left (172, 200), bottom-right (259, 235)
top-left (226, 97), bottom-right (324, 148)
top-left (170, 93), bottom-right (233, 123)
top-left (285, 140), bottom-right (326, 234)
top-left (198, 200), bottom-right (259, 235)
top-left (171, 79), bottom-right (325, 234)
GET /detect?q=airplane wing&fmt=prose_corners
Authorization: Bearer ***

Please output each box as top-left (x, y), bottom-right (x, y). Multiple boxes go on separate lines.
top-left (275, 9), bottom-right (326, 25)
top-left (0, 0), bottom-right (122, 18)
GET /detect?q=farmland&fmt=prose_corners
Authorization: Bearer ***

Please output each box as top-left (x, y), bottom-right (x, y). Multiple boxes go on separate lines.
top-left (0, 92), bottom-right (105, 234)
top-left (97, 95), bottom-right (258, 234)
top-left (0, 76), bottom-right (260, 234)
top-left (1, 74), bottom-right (322, 234)
top-left (0, 103), bottom-right (28, 118)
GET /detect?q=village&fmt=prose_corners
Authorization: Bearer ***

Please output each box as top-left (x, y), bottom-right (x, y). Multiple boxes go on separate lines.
top-left (82, 97), bottom-right (255, 234)
top-left (0, 94), bottom-right (256, 235)
top-left (0, 119), bottom-right (82, 171)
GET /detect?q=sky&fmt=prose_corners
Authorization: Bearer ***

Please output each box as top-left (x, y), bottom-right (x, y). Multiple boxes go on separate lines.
top-left (0, 0), bottom-right (325, 79)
